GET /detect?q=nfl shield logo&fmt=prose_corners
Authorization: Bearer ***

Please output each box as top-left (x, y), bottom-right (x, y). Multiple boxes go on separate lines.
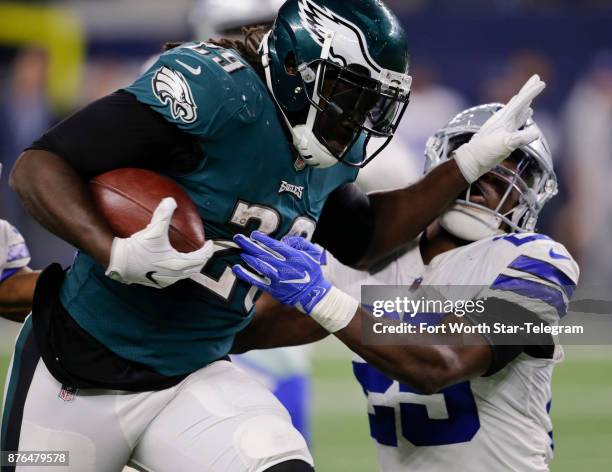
top-left (294, 157), bottom-right (306, 172)
top-left (58, 385), bottom-right (78, 402)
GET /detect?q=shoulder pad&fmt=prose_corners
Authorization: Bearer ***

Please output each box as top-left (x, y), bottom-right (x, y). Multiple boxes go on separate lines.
top-left (125, 42), bottom-right (263, 136)
top-left (485, 233), bottom-right (579, 321)
top-left (492, 233), bottom-right (579, 285)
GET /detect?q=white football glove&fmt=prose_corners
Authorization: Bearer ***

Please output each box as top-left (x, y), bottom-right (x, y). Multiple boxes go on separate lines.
top-left (106, 197), bottom-right (213, 289)
top-left (454, 74), bottom-right (546, 184)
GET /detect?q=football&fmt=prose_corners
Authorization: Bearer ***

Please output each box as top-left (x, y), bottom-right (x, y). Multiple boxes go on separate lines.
top-left (89, 168), bottom-right (205, 253)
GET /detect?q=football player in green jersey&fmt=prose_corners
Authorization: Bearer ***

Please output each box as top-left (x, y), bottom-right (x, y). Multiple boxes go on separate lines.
top-left (4, 0), bottom-right (543, 470)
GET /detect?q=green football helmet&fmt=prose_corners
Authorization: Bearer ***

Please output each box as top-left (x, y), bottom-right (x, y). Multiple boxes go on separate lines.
top-left (260, 0), bottom-right (412, 168)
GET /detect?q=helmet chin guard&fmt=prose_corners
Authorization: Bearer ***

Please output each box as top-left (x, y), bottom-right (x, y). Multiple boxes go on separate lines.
top-left (292, 125), bottom-right (338, 168)
top-left (261, 29), bottom-right (341, 168)
top-left (440, 203), bottom-right (504, 242)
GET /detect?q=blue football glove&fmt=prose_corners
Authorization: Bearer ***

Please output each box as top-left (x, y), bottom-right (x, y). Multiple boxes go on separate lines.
top-left (232, 231), bottom-right (330, 314)
top-left (232, 232), bottom-right (359, 332)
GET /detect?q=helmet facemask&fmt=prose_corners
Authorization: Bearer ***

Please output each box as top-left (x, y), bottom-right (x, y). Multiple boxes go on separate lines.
top-left (425, 108), bottom-right (558, 241)
top-left (297, 56), bottom-right (411, 167)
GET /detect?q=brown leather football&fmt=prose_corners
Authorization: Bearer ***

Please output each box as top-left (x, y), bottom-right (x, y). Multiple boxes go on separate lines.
top-left (90, 168), bottom-right (205, 253)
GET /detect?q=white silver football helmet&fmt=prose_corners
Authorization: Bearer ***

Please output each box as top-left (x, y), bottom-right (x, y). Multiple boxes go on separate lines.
top-left (425, 103), bottom-right (558, 241)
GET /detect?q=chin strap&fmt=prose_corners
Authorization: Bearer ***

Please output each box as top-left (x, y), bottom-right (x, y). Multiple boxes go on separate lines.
top-left (260, 31), bottom-right (294, 133)
top-left (259, 30), bottom-right (339, 168)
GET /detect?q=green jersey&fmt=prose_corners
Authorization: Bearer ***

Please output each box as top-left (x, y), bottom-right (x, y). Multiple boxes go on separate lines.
top-left (60, 42), bottom-right (360, 376)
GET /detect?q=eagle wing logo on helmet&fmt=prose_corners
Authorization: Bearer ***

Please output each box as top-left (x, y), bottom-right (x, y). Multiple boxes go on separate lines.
top-left (152, 66), bottom-right (198, 124)
top-left (297, 0), bottom-right (382, 74)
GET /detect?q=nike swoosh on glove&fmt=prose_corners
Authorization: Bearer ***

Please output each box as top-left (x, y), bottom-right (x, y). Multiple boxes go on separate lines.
top-left (454, 74), bottom-right (546, 183)
top-left (106, 197), bottom-right (213, 289)
top-left (232, 232), bottom-right (359, 332)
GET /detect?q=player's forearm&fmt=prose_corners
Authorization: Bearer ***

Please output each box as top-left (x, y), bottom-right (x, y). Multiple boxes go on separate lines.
top-left (0, 269), bottom-right (40, 322)
top-left (10, 150), bottom-right (114, 267)
top-left (359, 159), bottom-right (467, 268)
top-left (231, 294), bottom-right (329, 354)
top-left (334, 307), bottom-right (490, 394)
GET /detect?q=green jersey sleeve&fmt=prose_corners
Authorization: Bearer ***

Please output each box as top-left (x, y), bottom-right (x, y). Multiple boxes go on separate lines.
top-left (124, 42), bottom-right (253, 139)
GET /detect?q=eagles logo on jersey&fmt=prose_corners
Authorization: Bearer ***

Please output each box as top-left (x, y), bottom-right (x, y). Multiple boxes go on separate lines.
top-left (152, 66), bottom-right (198, 123)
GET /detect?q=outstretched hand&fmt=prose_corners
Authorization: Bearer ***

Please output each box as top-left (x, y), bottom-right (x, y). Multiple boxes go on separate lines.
top-left (454, 74), bottom-right (546, 183)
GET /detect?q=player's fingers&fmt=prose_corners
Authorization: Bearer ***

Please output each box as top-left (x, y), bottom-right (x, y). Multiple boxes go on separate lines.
top-left (187, 240), bottom-right (215, 261)
top-left (506, 75), bottom-right (546, 115)
top-left (506, 106), bottom-right (534, 133)
top-left (147, 197), bottom-right (177, 239)
top-left (240, 253), bottom-right (279, 279)
top-left (232, 264), bottom-right (271, 289)
top-left (151, 197), bottom-right (177, 222)
top-left (281, 235), bottom-right (305, 247)
top-left (519, 74), bottom-right (543, 95)
top-left (493, 76), bottom-right (543, 127)
top-left (251, 231), bottom-right (291, 259)
top-left (506, 126), bottom-right (541, 150)
top-left (285, 236), bottom-right (327, 264)
top-left (282, 235), bottom-right (317, 252)
top-left (152, 256), bottom-right (206, 272)
top-left (233, 233), bottom-right (270, 258)
top-left (508, 74), bottom-right (541, 106)
top-left (518, 107), bottom-right (534, 126)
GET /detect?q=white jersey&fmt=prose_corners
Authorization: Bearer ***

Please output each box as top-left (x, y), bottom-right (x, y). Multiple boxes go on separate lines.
top-left (0, 219), bottom-right (30, 282)
top-left (323, 233), bottom-right (579, 472)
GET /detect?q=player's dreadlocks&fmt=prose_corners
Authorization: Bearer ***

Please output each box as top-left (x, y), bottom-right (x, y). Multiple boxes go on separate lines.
top-left (164, 25), bottom-right (269, 81)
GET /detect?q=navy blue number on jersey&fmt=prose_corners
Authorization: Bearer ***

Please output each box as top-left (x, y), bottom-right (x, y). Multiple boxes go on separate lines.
top-left (353, 362), bottom-right (480, 447)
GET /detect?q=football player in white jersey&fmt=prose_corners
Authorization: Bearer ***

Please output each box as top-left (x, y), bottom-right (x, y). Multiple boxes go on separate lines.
top-left (232, 104), bottom-right (579, 471)
top-left (0, 164), bottom-right (38, 323)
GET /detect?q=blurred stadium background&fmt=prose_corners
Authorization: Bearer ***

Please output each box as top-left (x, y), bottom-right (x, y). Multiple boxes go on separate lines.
top-left (1, 0), bottom-right (611, 470)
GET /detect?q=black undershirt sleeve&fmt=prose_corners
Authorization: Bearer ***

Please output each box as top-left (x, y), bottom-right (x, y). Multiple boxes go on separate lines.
top-left (27, 90), bottom-right (203, 179)
top-left (313, 183), bottom-right (374, 266)
top-left (464, 297), bottom-right (555, 376)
